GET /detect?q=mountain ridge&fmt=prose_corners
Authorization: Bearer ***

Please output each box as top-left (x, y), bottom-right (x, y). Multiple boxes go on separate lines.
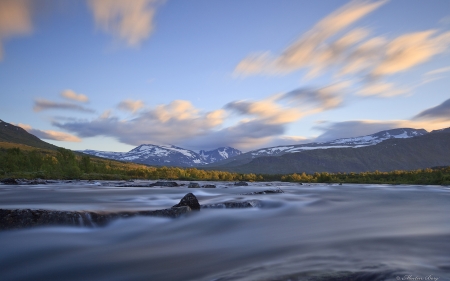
top-left (81, 144), bottom-right (242, 167)
top-left (204, 130), bottom-right (450, 174)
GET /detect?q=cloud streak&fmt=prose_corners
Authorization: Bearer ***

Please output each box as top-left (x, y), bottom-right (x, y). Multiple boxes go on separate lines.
top-left (414, 98), bottom-right (450, 121)
top-left (61, 89), bottom-right (89, 103)
top-left (235, 0), bottom-right (450, 98)
top-left (0, 0), bottom-right (33, 60)
top-left (18, 123), bottom-right (81, 142)
top-left (33, 99), bottom-right (95, 113)
top-left (117, 99), bottom-right (145, 113)
top-left (87, 0), bottom-right (162, 46)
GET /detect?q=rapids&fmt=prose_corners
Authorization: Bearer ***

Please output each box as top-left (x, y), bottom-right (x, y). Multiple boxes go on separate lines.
top-left (0, 181), bottom-right (449, 281)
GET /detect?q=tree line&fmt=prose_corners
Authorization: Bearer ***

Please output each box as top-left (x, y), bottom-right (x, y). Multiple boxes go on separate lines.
top-left (0, 147), bottom-right (449, 185)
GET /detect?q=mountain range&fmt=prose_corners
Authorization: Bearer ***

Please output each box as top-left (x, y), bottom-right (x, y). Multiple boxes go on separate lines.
top-left (1, 118), bottom-right (449, 174)
top-left (204, 128), bottom-right (450, 174)
top-left (81, 145), bottom-right (242, 167)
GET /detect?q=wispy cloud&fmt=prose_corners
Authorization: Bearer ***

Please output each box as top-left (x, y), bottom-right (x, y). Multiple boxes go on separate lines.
top-left (413, 98), bottom-right (450, 121)
top-left (18, 123), bottom-right (81, 142)
top-left (0, 0), bottom-right (33, 60)
top-left (87, 0), bottom-right (162, 47)
top-left (234, 0), bottom-right (386, 76)
top-left (117, 99), bottom-right (145, 113)
top-left (234, 0), bottom-right (450, 98)
top-left (61, 89), bottom-right (89, 103)
top-left (370, 30), bottom-right (450, 77)
top-left (314, 120), bottom-right (403, 142)
top-left (424, 66), bottom-right (450, 77)
top-left (33, 98), bottom-right (95, 113)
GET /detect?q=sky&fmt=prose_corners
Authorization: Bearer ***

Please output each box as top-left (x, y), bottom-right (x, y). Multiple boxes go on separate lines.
top-left (1, 0), bottom-right (450, 153)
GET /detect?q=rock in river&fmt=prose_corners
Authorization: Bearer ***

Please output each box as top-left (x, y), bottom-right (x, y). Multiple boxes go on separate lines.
top-left (234, 181), bottom-right (248, 186)
top-left (0, 193), bottom-right (199, 230)
top-left (188, 182), bottom-right (200, 188)
top-left (150, 181), bottom-right (179, 187)
top-left (172, 193), bottom-right (201, 210)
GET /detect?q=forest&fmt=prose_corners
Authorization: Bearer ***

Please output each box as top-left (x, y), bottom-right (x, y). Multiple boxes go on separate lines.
top-left (0, 146), bottom-right (449, 185)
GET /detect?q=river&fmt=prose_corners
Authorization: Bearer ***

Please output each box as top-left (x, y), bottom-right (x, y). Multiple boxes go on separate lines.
top-left (0, 181), bottom-right (449, 281)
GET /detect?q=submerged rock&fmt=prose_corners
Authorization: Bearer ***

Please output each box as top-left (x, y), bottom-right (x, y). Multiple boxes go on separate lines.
top-left (172, 193), bottom-right (200, 210)
top-left (203, 184), bottom-right (216, 188)
top-left (234, 181), bottom-right (249, 186)
top-left (202, 200), bottom-right (261, 209)
top-left (150, 181), bottom-right (179, 187)
top-left (241, 187), bottom-right (284, 195)
top-left (188, 182), bottom-right (200, 188)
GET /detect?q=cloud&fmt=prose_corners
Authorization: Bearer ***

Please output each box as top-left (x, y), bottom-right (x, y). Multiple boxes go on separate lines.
top-left (235, 1), bottom-right (450, 99)
top-left (17, 123), bottom-right (81, 142)
top-left (357, 81), bottom-right (408, 97)
top-left (225, 95), bottom-right (304, 125)
top-left (413, 98), bottom-right (450, 121)
top-left (0, 0), bottom-right (33, 60)
top-left (314, 120), bottom-right (403, 142)
top-left (283, 82), bottom-right (348, 110)
top-left (33, 98), bottom-right (95, 113)
top-left (234, 0), bottom-right (386, 76)
top-left (61, 89), bottom-right (89, 103)
top-left (87, 0), bottom-right (162, 46)
top-left (371, 30), bottom-right (450, 77)
top-left (117, 99), bottom-right (145, 113)
top-left (424, 66), bottom-right (450, 77)
top-left (53, 100), bottom-right (226, 146)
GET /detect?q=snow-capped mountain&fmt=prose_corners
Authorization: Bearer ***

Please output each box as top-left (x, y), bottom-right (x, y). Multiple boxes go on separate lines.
top-left (248, 128), bottom-right (428, 157)
top-left (81, 128), bottom-right (428, 167)
top-left (199, 147), bottom-right (242, 163)
top-left (81, 144), bottom-right (242, 167)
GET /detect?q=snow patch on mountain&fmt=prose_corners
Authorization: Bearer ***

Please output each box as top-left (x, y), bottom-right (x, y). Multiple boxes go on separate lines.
top-left (249, 128), bottom-right (428, 157)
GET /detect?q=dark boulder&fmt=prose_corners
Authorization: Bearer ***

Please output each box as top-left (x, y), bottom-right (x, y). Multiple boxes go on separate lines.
top-left (203, 184), bottom-right (216, 188)
top-left (234, 181), bottom-right (248, 186)
top-left (1, 178), bottom-right (19, 185)
top-left (150, 181), bottom-right (179, 187)
top-left (188, 182), bottom-right (200, 188)
top-left (172, 193), bottom-right (200, 210)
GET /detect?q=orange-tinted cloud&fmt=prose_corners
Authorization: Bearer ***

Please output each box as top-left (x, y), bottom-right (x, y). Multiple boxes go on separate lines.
top-left (235, 1), bottom-right (386, 76)
top-left (87, 0), bottom-right (162, 46)
top-left (61, 89), bottom-right (89, 103)
top-left (0, 0), bottom-right (33, 60)
top-left (235, 1), bottom-right (450, 99)
top-left (372, 30), bottom-right (450, 77)
top-left (18, 123), bottom-right (81, 142)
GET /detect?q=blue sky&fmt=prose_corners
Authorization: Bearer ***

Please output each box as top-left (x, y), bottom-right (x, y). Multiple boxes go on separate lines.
top-left (1, 0), bottom-right (450, 152)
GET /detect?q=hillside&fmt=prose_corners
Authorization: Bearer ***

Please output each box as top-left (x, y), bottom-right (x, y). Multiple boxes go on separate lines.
top-left (205, 131), bottom-right (450, 174)
top-left (0, 120), bottom-right (58, 150)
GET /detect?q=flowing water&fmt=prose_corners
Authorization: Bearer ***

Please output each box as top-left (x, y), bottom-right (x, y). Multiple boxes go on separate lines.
top-left (0, 181), bottom-right (449, 281)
